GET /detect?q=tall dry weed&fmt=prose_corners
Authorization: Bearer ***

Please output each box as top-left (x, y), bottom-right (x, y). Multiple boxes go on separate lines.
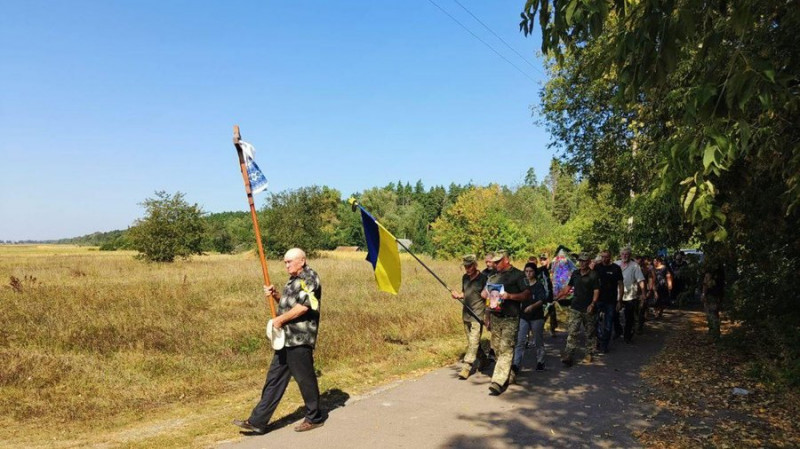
top-left (0, 246), bottom-right (468, 445)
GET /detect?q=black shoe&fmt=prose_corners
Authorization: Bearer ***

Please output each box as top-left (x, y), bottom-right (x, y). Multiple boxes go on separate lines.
top-left (232, 419), bottom-right (266, 435)
top-left (488, 382), bottom-right (503, 395)
top-left (535, 362), bottom-right (545, 371)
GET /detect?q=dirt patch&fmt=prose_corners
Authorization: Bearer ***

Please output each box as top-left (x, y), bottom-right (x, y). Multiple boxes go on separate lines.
top-left (636, 310), bottom-right (800, 448)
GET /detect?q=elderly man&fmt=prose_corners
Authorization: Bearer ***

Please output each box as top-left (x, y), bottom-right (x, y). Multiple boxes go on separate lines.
top-left (451, 254), bottom-right (488, 380)
top-left (233, 248), bottom-right (325, 434)
top-left (555, 252), bottom-right (600, 366)
top-left (616, 247), bottom-right (646, 342)
top-left (481, 250), bottom-right (530, 395)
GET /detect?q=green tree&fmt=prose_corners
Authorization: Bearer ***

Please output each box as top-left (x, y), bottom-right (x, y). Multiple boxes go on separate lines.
top-left (523, 0), bottom-right (800, 375)
top-left (432, 186), bottom-right (528, 258)
top-left (261, 186), bottom-right (341, 257)
top-left (128, 191), bottom-right (206, 262)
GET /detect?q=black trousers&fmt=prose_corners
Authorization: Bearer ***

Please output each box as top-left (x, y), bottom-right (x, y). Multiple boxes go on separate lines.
top-left (623, 300), bottom-right (639, 341)
top-left (249, 345), bottom-right (324, 427)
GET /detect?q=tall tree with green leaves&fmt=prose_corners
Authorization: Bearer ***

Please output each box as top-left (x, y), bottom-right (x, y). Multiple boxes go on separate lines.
top-left (261, 186), bottom-right (341, 257)
top-left (129, 191), bottom-right (206, 262)
top-left (432, 186), bottom-right (529, 258)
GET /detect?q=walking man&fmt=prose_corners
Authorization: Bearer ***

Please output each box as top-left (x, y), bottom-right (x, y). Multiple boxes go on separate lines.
top-left (702, 260), bottom-right (725, 341)
top-left (451, 254), bottom-right (488, 379)
top-left (555, 252), bottom-right (600, 366)
top-left (482, 250), bottom-right (530, 395)
top-left (233, 248), bottom-right (325, 434)
top-left (594, 250), bottom-right (623, 353)
top-left (616, 247), bottom-right (646, 342)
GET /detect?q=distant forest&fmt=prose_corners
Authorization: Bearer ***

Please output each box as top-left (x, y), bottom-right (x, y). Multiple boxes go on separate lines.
top-left (35, 159), bottom-right (690, 259)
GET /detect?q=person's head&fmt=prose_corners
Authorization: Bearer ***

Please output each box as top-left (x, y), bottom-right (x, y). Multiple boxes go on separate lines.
top-left (577, 251), bottom-right (591, 269)
top-left (654, 256), bottom-right (664, 266)
top-left (600, 250), bottom-right (612, 265)
top-left (283, 248), bottom-right (307, 276)
top-left (462, 254), bottom-right (478, 276)
top-left (524, 262), bottom-right (538, 281)
top-left (492, 250), bottom-right (509, 271)
top-left (675, 251), bottom-right (685, 261)
top-left (538, 253), bottom-right (549, 267)
top-left (484, 252), bottom-right (496, 271)
top-left (620, 247), bottom-right (632, 263)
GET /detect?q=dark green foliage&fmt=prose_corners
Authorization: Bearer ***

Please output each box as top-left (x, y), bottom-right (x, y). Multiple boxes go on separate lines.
top-left (260, 186), bottom-right (341, 258)
top-left (128, 191), bottom-right (206, 262)
top-left (525, 0), bottom-right (800, 385)
top-left (57, 230), bottom-right (129, 249)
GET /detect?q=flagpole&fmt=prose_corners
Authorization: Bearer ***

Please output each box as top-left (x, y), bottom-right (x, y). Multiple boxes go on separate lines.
top-left (233, 125), bottom-right (276, 319)
top-left (349, 199), bottom-right (484, 324)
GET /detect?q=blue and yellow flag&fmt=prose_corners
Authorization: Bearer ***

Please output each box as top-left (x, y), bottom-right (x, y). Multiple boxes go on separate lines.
top-left (358, 206), bottom-right (401, 294)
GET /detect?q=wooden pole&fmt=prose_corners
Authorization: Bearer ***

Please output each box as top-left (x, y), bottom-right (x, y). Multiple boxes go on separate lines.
top-left (233, 125), bottom-right (276, 319)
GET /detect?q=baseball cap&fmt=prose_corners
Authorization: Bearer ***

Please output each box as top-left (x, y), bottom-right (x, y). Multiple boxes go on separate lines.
top-left (462, 254), bottom-right (477, 266)
top-left (491, 250), bottom-right (507, 262)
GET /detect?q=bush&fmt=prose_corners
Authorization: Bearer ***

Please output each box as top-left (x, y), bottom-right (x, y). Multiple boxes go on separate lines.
top-left (128, 191), bottom-right (206, 262)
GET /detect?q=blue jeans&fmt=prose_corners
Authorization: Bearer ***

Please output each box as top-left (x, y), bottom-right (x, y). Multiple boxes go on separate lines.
top-left (513, 318), bottom-right (545, 367)
top-left (596, 302), bottom-right (616, 352)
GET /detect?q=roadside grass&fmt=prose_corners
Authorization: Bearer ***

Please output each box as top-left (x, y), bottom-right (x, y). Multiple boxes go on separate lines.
top-left (0, 246), bottom-right (471, 448)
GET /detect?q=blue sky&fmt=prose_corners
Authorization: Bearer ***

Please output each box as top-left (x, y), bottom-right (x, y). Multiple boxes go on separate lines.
top-left (0, 0), bottom-right (552, 241)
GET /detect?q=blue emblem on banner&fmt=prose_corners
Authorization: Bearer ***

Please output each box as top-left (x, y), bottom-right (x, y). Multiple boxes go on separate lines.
top-left (240, 140), bottom-right (268, 194)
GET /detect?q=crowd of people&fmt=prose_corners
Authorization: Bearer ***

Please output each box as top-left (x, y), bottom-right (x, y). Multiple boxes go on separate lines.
top-left (451, 247), bottom-right (697, 396)
top-left (232, 245), bottom-right (713, 434)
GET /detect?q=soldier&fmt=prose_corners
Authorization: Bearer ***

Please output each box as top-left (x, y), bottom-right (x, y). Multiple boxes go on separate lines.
top-left (555, 252), bottom-right (600, 366)
top-left (594, 250), bottom-right (623, 353)
top-left (450, 254), bottom-right (488, 380)
top-left (481, 250), bottom-right (530, 395)
top-left (702, 260), bottom-right (725, 341)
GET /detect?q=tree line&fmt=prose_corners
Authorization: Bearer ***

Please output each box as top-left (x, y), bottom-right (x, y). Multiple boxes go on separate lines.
top-left (82, 159), bottom-right (680, 263)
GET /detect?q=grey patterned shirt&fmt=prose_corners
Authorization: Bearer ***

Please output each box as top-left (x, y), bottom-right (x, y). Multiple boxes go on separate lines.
top-left (278, 265), bottom-right (321, 348)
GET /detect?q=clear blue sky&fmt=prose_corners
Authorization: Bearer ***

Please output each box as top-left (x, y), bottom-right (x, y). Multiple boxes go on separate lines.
top-left (0, 0), bottom-right (552, 241)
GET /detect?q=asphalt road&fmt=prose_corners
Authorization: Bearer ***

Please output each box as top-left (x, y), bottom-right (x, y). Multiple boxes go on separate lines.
top-left (219, 312), bottom-right (677, 449)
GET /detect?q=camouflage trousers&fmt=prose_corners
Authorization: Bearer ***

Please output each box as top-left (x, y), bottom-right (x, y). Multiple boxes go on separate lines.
top-left (704, 295), bottom-right (721, 341)
top-left (462, 320), bottom-right (486, 368)
top-left (564, 308), bottom-right (597, 360)
top-left (490, 315), bottom-right (520, 386)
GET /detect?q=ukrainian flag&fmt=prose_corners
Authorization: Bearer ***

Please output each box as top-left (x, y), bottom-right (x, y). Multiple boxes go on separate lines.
top-left (358, 206), bottom-right (401, 294)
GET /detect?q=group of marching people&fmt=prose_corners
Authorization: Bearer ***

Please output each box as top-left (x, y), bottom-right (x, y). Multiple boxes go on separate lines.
top-left (451, 247), bottom-right (686, 396)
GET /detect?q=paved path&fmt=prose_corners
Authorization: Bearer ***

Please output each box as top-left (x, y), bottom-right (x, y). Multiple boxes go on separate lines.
top-left (220, 312), bottom-right (680, 449)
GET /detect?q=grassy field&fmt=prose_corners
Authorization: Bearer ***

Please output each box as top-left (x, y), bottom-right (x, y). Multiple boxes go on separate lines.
top-left (0, 245), bottom-right (479, 448)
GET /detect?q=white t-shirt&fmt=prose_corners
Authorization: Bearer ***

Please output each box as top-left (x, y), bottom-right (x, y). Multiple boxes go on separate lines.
top-left (615, 260), bottom-right (645, 301)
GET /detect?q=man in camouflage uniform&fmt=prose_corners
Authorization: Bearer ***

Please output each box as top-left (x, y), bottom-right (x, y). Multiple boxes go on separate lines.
top-left (702, 261), bottom-right (725, 341)
top-left (451, 254), bottom-right (488, 380)
top-left (555, 252), bottom-right (600, 366)
top-left (482, 250), bottom-right (530, 395)
top-left (233, 248), bottom-right (325, 434)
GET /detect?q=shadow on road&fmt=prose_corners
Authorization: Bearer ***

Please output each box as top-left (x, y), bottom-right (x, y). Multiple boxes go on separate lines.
top-left (441, 313), bottom-right (678, 448)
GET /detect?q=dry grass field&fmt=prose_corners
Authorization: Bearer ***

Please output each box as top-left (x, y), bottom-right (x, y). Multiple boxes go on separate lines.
top-left (0, 245), bottom-right (476, 448)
